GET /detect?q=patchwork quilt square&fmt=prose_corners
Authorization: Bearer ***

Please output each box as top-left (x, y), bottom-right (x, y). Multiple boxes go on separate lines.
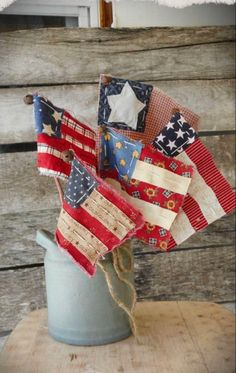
top-left (98, 75), bottom-right (200, 145)
top-left (100, 128), bottom-right (194, 250)
top-left (33, 94), bottom-right (97, 179)
top-left (98, 75), bottom-right (153, 132)
top-left (55, 157), bottom-right (144, 276)
top-left (152, 111), bottom-right (197, 156)
top-left (100, 128), bottom-right (143, 179)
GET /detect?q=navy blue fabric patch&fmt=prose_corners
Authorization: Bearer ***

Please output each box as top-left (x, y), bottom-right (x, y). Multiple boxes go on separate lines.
top-left (98, 77), bottom-right (153, 133)
top-left (34, 95), bottom-right (64, 138)
top-left (100, 128), bottom-right (143, 179)
top-left (64, 158), bottom-right (98, 209)
top-left (152, 112), bottom-right (197, 156)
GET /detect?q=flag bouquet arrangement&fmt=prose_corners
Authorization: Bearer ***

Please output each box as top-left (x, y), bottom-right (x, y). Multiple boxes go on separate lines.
top-left (28, 74), bottom-right (235, 333)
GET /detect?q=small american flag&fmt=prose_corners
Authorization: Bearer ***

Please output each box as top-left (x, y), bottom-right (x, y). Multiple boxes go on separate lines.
top-left (152, 111), bottom-right (197, 156)
top-left (34, 94), bottom-right (97, 179)
top-left (168, 138), bottom-right (236, 249)
top-left (55, 157), bottom-right (144, 276)
top-left (98, 75), bottom-right (200, 145)
top-left (100, 128), bottom-right (194, 251)
top-left (151, 114), bottom-right (235, 248)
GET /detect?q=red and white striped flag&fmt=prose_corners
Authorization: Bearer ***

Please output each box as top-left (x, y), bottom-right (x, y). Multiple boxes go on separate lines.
top-left (100, 128), bottom-right (194, 251)
top-left (34, 94), bottom-right (97, 179)
top-left (168, 139), bottom-right (235, 248)
top-left (55, 157), bottom-right (144, 276)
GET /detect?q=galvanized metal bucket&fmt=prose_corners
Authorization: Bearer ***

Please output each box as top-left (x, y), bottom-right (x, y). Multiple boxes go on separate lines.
top-left (36, 229), bottom-right (133, 346)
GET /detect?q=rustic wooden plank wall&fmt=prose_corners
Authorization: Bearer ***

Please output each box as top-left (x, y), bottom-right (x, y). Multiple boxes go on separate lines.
top-left (0, 27), bottom-right (235, 334)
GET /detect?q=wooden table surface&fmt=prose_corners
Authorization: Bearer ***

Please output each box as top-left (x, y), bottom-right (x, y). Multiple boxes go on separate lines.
top-left (0, 302), bottom-right (235, 373)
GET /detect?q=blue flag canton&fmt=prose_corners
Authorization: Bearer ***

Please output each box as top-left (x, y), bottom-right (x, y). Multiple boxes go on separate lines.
top-left (152, 112), bottom-right (197, 156)
top-left (34, 95), bottom-right (64, 138)
top-left (64, 158), bottom-right (98, 209)
top-left (100, 128), bottom-right (143, 180)
top-left (98, 77), bottom-right (153, 132)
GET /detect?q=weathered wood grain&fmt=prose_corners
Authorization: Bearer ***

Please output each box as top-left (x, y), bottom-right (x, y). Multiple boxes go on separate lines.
top-left (0, 134), bottom-right (234, 215)
top-left (0, 79), bottom-right (235, 144)
top-left (0, 152), bottom-right (62, 215)
top-left (0, 267), bottom-right (46, 331)
top-left (200, 135), bottom-right (235, 187)
top-left (2, 26), bottom-right (234, 51)
top-left (0, 245), bottom-right (235, 331)
top-left (0, 303), bottom-right (235, 373)
top-left (0, 209), bottom-right (59, 268)
top-left (0, 27), bottom-right (235, 86)
top-left (0, 209), bottom-right (234, 268)
top-left (134, 245), bottom-right (235, 302)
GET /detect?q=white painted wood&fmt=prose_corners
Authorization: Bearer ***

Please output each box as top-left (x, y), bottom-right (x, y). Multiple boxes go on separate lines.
top-left (111, 1), bottom-right (235, 27)
top-left (0, 0), bottom-right (99, 27)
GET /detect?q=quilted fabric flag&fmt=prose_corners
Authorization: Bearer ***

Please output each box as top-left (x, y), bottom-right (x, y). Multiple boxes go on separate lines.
top-left (100, 128), bottom-right (194, 250)
top-left (152, 111), bottom-right (197, 156)
top-left (55, 157), bottom-right (144, 276)
top-left (33, 94), bottom-right (97, 179)
top-left (167, 138), bottom-right (236, 249)
top-left (152, 117), bottom-right (235, 248)
top-left (98, 74), bottom-right (199, 144)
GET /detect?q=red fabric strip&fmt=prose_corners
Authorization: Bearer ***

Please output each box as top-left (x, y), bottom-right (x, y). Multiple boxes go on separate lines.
top-left (185, 139), bottom-right (236, 214)
top-left (63, 201), bottom-right (121, 249)
top-left (55, 228), bottom-right (95, 276)
top-left (37, 134), bottom-right (68, 151)
top-left (66, 142), bottom-right (97, 168)
top-left (61, 123), bottom-right (96, 149)
top-left (182, 195), bottom-right (209, 231)
top-left (167, 237), bottom-right (177, 250)
top-left (142, 145), bottom-right (194, 177)
top-left (37, 153), bottom-right (71, 176)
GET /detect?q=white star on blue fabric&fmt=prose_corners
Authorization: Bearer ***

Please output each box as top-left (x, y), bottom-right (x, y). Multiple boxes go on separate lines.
top-left (166, 140), bottom-right (176, 151)
top-left (156, 133), bottom-right (166, 142)
top-left (175, 128), bottom-right (185, 139)
top-left (107, 82), bottom-right (145, 130)
top-left (165, 121), bottom-right (175, 131)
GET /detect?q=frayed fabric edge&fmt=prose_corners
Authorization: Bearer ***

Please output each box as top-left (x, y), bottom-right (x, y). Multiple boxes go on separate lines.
top-left (38, 167), bottom-right (68, 181)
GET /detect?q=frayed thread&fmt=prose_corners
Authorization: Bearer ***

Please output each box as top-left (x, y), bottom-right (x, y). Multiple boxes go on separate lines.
top-left (38, 167), bottom-right (68, 181)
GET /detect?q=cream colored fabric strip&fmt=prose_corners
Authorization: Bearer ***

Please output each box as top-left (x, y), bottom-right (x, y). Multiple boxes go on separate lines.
top-left (176, 153), bottom-right (225, 224)
top-left (58, 209), bottom-right (108, 264)
top-left (81, 189), bottom-right (135, 240)
top-left (170, 209), bottom-right (196, 245)
top-left (132, 160), bottom-right (192, 195)
top-left (38, 144), bottom-right (63, 160)
top-left (107, 179), bottom-right (177, 230)
top-left (63, 117), bottom-right (96, 141)
top-left (62, 134), bottom-right (96, 155)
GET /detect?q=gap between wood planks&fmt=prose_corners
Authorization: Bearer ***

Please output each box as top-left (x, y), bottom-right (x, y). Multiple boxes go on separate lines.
top-left (0, 131), bottom-right (235, 154)
top-left (0, 242), bottom-right (235, 272)
top-left (0, 76), bottom-right (234, 89)
top-left (107, 39), bottom-right (236, 54)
